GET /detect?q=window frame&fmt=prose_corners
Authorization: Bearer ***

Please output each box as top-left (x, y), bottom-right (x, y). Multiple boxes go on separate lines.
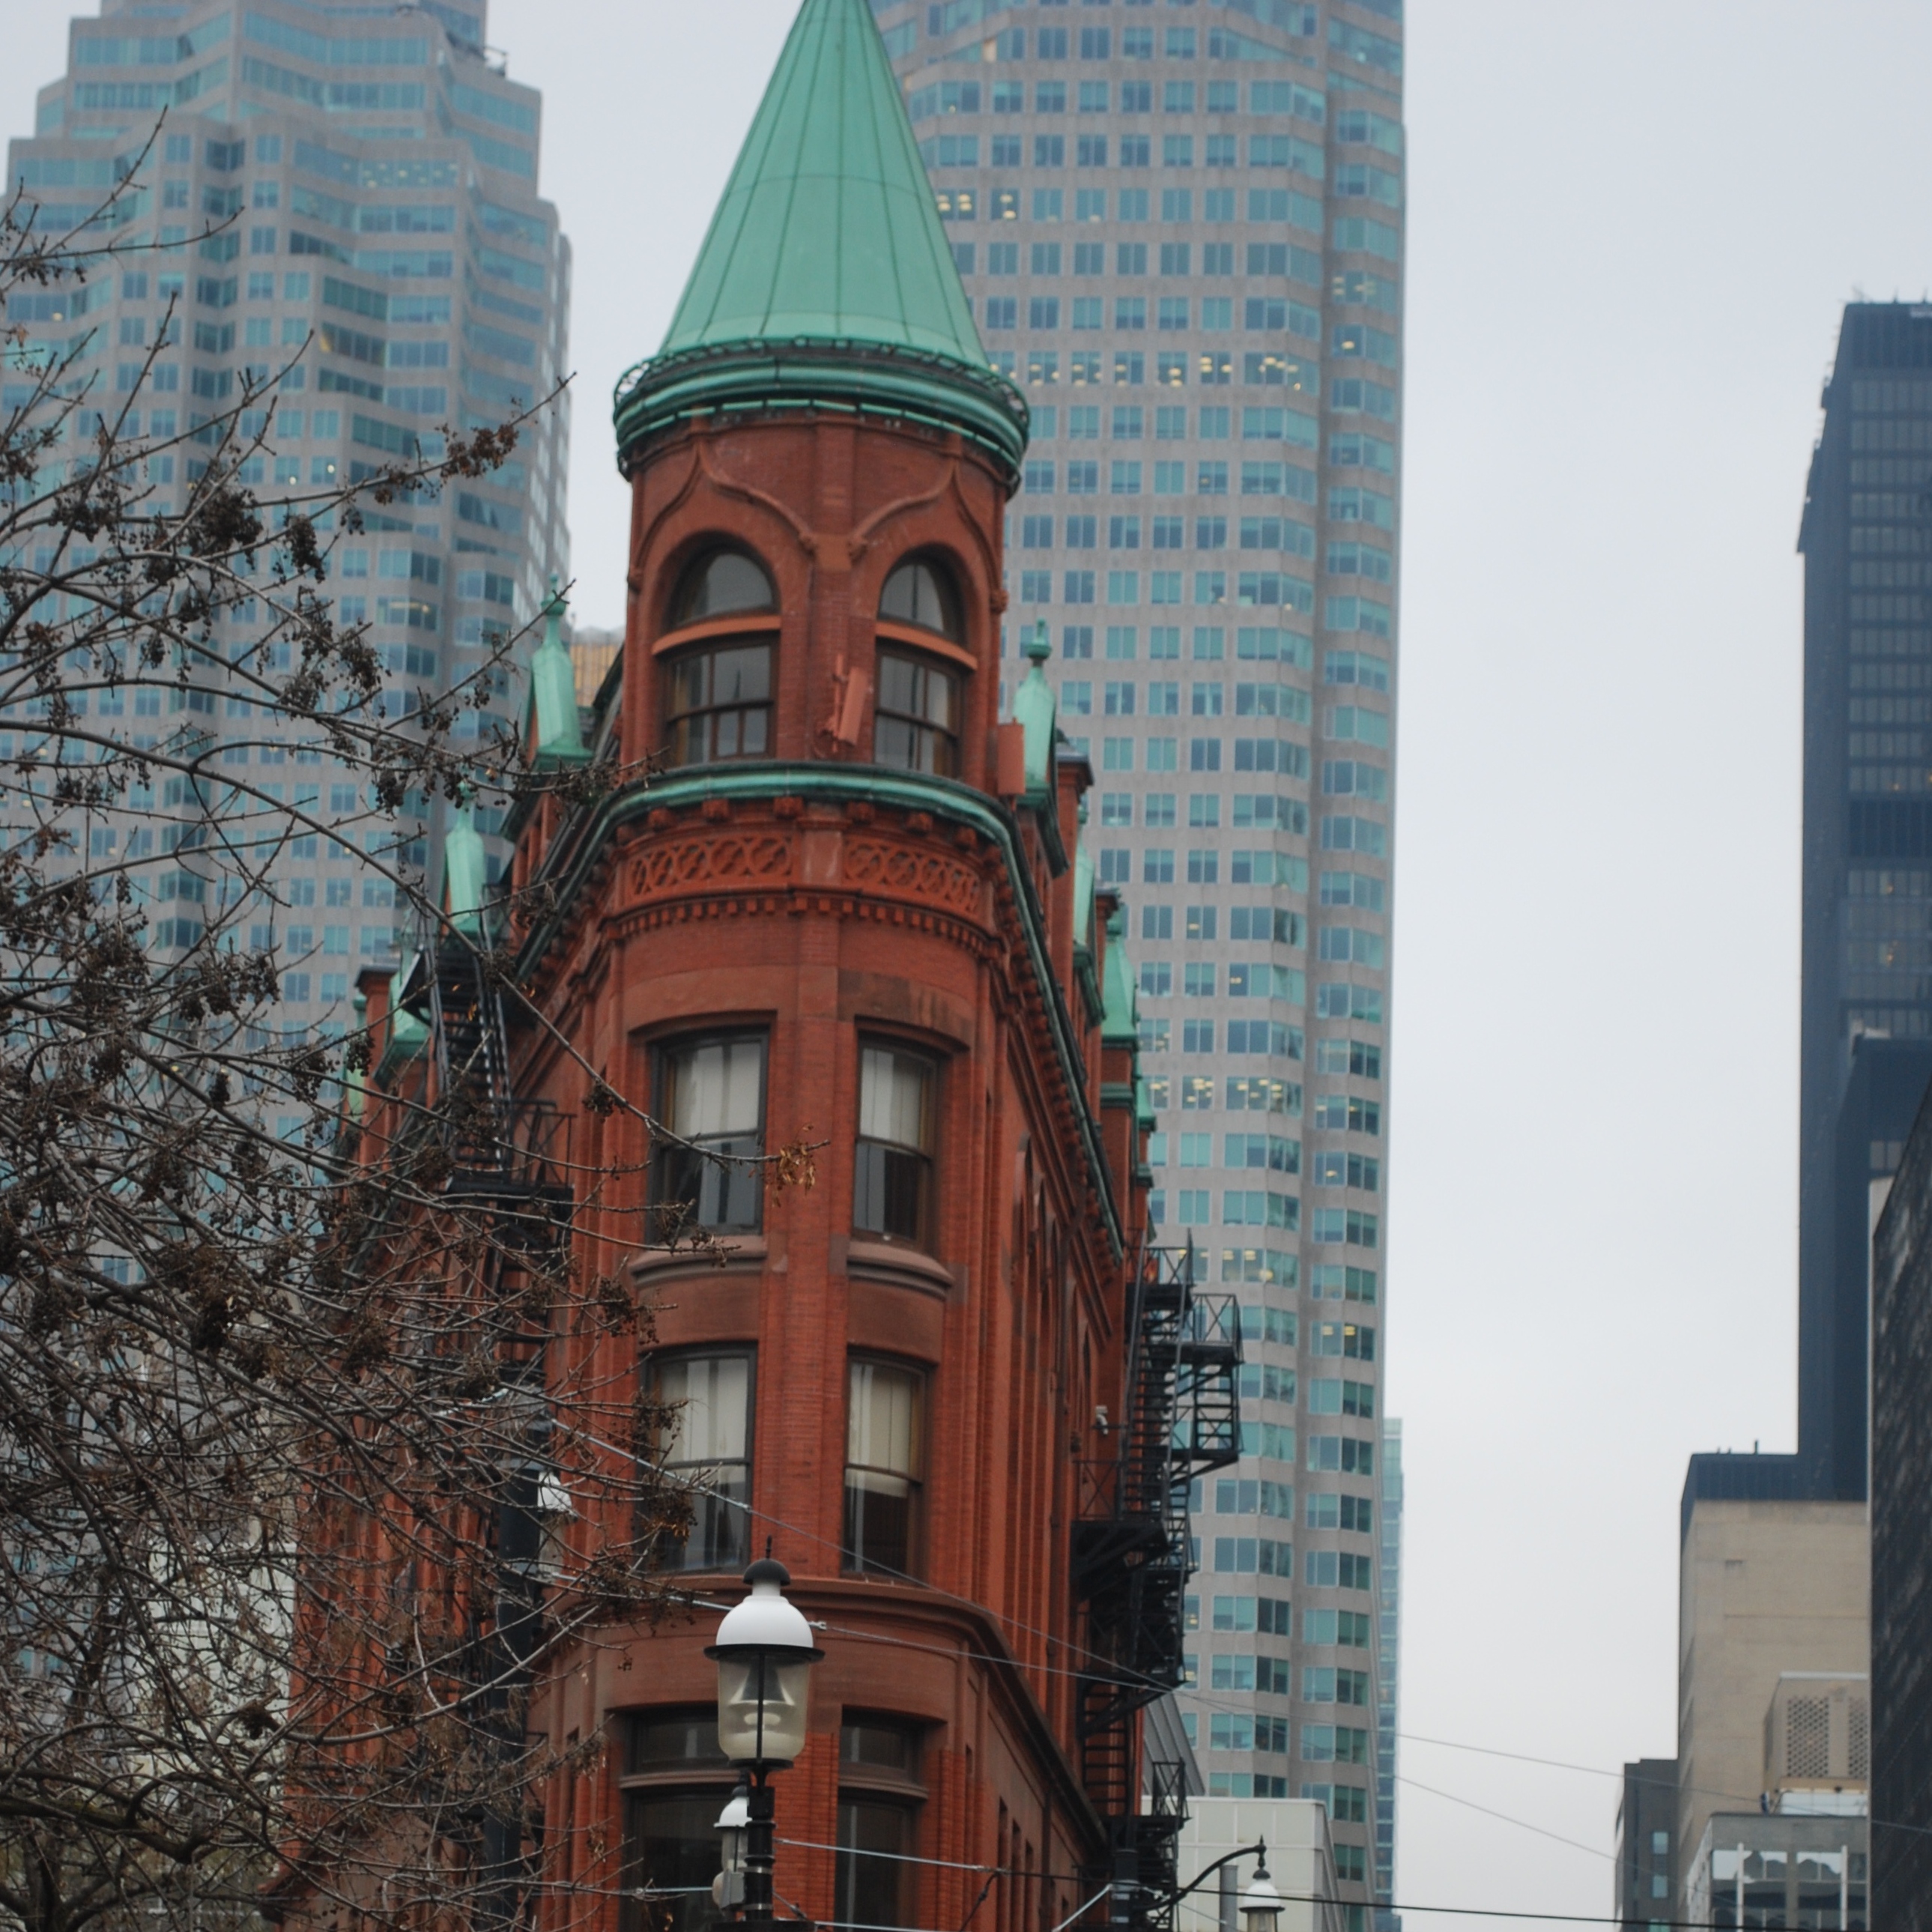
top-left (852, 1039), bottom-right (940, 1250)
top-left (832, 1719), bottom-right (926, 1932)
top-left (659, 632), bottom-right (776, 769)
top-left (649, 1030), bottom-right (769, 1235)
top-left (870, 638), bottom-right (966, 778)
top-left (617, 1710), bottom-right (736, 1932)
top-left (646, 1347), bottom-right (757, 1573)
top-left (878, 555), bottom-right (965, 645)
top-left (843, 1355), bottom-right (927, 1580)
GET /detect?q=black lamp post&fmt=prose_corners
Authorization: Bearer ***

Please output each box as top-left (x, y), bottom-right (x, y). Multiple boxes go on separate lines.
top-left (705, 1559), bottom-right (824, 1928)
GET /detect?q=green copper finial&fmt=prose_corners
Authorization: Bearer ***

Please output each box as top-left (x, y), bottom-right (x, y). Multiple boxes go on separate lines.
top-left (611, 0), bottom-right (1026, 482)
top-left (1073, 794), bottom-right (1095, 958)
top-left (441, 795), bottom-right (488, 938)
top-left (1102, 904), bottom-right (1139, 1051)
top-left (530, 572), bottom-right (589, 768)
top-left (1012, 623), bottom-right (1056, 800)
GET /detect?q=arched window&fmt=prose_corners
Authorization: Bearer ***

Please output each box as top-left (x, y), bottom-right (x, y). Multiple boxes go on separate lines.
top-left (878, 557), bottom-right (962, 642)
top-left (670, 548), bottom-right (775, 629)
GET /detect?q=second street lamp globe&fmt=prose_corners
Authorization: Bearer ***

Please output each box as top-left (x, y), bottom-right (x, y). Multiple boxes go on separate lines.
top-left (1239, 1857), bottom-right (1284, 1932)
top-left (705, 1557), bottom-right (824, 1766)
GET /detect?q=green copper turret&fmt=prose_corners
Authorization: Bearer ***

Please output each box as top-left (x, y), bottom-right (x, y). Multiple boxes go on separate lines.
top-left (611, 0), bottom-right (1026, 482)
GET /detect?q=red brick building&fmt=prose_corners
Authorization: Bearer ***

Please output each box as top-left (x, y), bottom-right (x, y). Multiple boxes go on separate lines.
top-left (346, 2), bottom-right (1238, 1929)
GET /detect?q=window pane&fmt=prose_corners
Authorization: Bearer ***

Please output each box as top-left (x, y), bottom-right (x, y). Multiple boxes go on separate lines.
top-left (655, 1037), bottom-right (764, 1232)
top-left (653, 1354), bottom-right (752, 1572)
top-left (849, 1361), bottom-right (921, 1478)
top-left (835, 1799), bottom-right (912, 1931)
top-left (676, 550), bottom-right (774, 624)
top-left (855, 1047), bottom-right (933, 1243)
top-left (841, 1722), bottom-right (915, 1772)
top-left (873, 652), bottom-right (960, 776)
top-left (627, 1711), bottom-right (728, 1772)
top-left (658, 1354), bottom-right (749, 1463)
top-left (664, 641), bottom-right (774, 766)
top-left (670, 1039), bottom-right (763, 1140)
top-left (859, 1047), bottom-right (931, 1151)
top-left (711, 644), bottom-right (771, 704)
top-left (879, 558), bottom-right (960, 639)
top-left (845, 1361), bottom-right (923, 1575)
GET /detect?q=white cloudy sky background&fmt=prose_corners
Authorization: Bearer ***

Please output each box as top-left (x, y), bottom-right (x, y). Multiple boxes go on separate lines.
top-left (4, 0), bottom-right (1928, 1919)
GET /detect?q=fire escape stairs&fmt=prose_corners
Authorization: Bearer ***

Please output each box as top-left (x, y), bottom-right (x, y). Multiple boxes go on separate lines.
top-left (1072, 1238), bottom-right (1243, 1932)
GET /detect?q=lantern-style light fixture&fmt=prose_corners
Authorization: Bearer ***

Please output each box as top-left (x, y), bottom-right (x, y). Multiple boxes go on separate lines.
top-left (711, 1779), bottom-right (751, 1915)
top-left (706, 1557), bottom-right (824, 1768)
top-left (1239, 1854), bottom-right (1284, 1932)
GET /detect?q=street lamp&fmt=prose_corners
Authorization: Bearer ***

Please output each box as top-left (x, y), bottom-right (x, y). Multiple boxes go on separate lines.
top-left (706, 1558), bottom-right (824, 1927)
top-left (711, 1780), bottom-right (750, 1919)
top-left (1239, 1854), bottom-right (1284, 1932)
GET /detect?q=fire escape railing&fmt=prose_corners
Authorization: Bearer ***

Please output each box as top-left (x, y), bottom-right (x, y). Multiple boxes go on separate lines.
top-left (1072, 1237), bottom-right (1243, 1932)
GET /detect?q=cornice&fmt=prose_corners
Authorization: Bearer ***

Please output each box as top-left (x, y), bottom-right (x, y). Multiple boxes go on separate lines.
top-left (514, 765), bottom-right (1124, 1259)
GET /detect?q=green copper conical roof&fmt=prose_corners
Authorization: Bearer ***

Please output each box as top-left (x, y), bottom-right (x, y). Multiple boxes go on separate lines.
top-left (661, 0), bottom-right (981, 364)
top-left (613, 0), bottom-right (1026, 481)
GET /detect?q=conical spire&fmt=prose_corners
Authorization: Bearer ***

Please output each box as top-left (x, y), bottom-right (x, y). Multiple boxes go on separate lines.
top-left (661, 0), bottom-right (981, 366)
top-left (612, 0), bottom-right (1026, 482)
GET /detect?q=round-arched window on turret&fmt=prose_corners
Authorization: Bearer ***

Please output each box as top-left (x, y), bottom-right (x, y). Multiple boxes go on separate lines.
top-left (878, 557), bottom-right (963, 643)
top-left (670, 548), bottom-right (776, 628)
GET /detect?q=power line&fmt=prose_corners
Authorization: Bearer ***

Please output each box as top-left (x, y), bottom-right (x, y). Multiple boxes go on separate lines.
top-left (1395, 1775), bottom-right (1612, 1862)
top-left (1399, 1731), bottom-right (1931, 1844)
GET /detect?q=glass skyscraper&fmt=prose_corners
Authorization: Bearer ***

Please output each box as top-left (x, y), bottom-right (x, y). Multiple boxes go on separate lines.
top-left (881, 1), bottom-right (1404, 1913)
top-left (1797, 303), bottom-right (1932, 1503)
top-left (6, 0), bottom-right (569, 1040)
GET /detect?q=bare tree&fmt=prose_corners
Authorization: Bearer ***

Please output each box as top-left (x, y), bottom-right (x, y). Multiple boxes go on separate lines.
top-left (0, 148), bottom-right (772, 1932)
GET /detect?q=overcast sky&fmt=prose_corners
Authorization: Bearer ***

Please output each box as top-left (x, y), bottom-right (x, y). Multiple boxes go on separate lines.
top-left (6, 0), bottom-right (1928, 1919)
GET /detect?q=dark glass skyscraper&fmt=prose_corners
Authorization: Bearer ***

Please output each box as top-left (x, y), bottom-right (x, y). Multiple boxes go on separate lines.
top-left (1797, 303), bottom-right (1932, 1502)
top-left (882, 2), bottom-right (1405, 1916)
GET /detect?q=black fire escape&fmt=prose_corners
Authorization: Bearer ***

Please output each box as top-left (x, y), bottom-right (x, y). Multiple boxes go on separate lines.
top-left (397, 923), bottom-right (576, 1930)
top-left (1073, 1238), bottom-right (1242, 1932)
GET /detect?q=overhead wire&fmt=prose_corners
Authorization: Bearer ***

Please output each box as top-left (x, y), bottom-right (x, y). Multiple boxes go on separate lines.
top-left (621, 1427), bottom-right (1911, 1888)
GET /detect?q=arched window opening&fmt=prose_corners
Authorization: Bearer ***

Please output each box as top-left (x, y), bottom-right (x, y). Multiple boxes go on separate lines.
top-left (670, 548), bottom-right (775, 629)
top-left (878, 557), bottom-right (963, 642)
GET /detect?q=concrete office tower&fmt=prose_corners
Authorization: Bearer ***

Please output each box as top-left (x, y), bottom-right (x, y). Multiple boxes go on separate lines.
top-left (6, 0), bottom-right (569, 1038)
top-left (1614, 1759), bottom-right (1677, 1932)
top-left (879, 3), bottom-right (1404, 1907)
top-left (1797, 303), bottom-right (1932, 1502)
top-left (1675, 1486), bottom-right (1868, 1924)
